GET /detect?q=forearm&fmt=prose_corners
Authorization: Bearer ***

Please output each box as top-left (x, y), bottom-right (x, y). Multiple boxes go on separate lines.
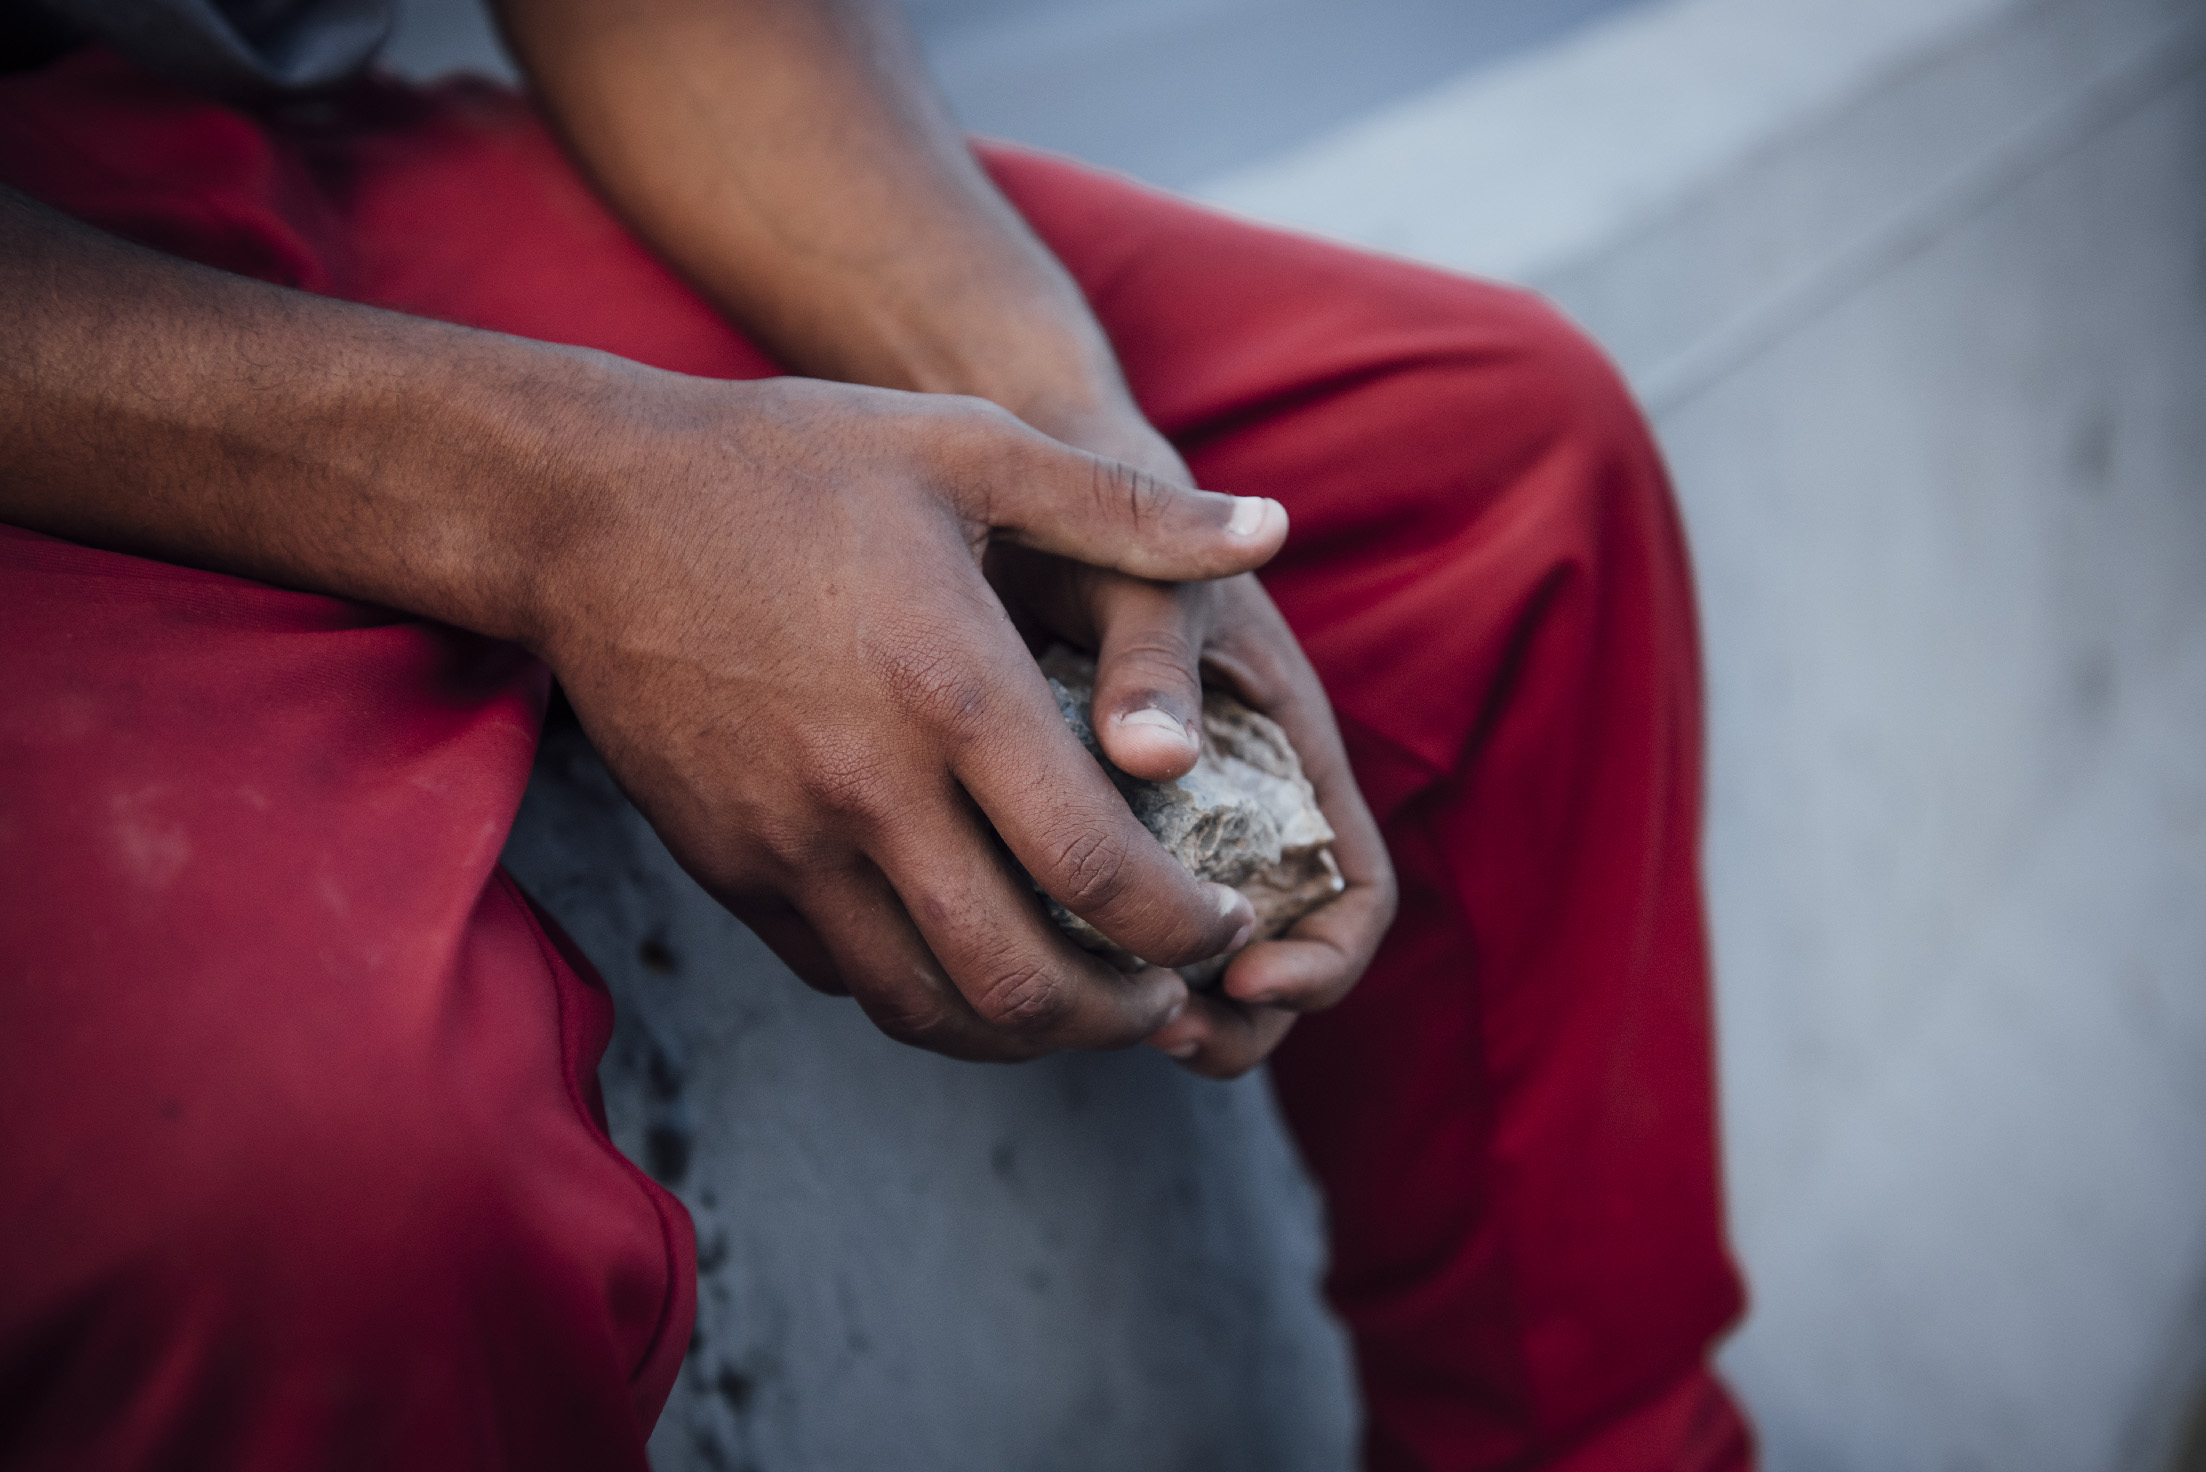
top-left (494, 0), bottom-right (1136, 431)
top-left (0, 185), bottom-right (622, 646)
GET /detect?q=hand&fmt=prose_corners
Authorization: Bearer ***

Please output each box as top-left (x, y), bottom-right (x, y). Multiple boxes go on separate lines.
top-left (495, 0), bottom-right (1388, 1073)
top-left (535, 373), bottom-right (1295, 1061)
top-left (988, 407), bottom-right (1399, 1080)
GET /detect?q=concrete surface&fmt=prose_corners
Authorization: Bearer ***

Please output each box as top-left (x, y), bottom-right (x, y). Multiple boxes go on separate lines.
top-left (1202, 0), bottom-right (2206, 1467)
top-left (903, 0), bottom-right (1651, 188)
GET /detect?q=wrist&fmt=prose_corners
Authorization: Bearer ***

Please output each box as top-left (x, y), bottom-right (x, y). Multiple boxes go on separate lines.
top-left (485, 351), bottom-right (683, 667)
top-left (495, 361), bottom-right (795, 685)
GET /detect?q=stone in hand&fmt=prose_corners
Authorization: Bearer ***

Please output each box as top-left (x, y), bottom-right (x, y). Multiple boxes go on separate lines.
top-left (1034, 646), bottom-right (1345, 987)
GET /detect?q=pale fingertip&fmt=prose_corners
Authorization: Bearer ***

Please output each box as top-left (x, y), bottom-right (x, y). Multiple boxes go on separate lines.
top-left (1225, 496), bottom-right (1285, 541)
top-left (1162, 1039), bottom-right (1201, 1061)
top-left (1120, 706), bottom-right (1192, 735)
top-left (1207, 884), bottom-right (1255, 933)
top-left (1115, 706), bottom-right (1197, 748)
top-left (1106, 707), bottom-right (1201, 781)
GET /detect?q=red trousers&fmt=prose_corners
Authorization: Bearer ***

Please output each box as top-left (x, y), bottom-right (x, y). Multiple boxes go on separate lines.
top-left (0, 50), bottom-right (1748, 1472)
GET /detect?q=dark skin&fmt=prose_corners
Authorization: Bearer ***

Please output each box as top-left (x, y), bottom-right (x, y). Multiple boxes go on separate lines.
top-left (0, 0), bottom-right (1396, 1077)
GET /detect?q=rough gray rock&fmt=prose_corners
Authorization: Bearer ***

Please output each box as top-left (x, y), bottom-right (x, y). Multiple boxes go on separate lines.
top-left (1036, 647), bottom-right (1344, 986)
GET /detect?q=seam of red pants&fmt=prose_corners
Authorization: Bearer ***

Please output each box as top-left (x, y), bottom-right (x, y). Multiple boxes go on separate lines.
top-left (500, 867), bottom-right (687, 1392)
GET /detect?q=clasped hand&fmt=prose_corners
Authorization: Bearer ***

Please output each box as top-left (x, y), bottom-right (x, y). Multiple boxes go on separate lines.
top-left (538, 375), bottom-right (1395, 1077)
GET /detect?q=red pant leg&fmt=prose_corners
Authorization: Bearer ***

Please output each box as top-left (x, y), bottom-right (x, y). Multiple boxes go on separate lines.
top-left (0, 56), bottom-right (700, 1471)
top-left (0, 527), bottom-right (692, 1471)
top-left (979, 147), bottom-right (1752, 1471)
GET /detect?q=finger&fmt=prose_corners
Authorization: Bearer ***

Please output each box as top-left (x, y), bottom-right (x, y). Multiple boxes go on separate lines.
top-left (1230, 725), bottom-right (1393, 1012)
top-left (958, 424), bottom-right (1288, 583)
top-left (1201, 593), bottom-right (1399, 1011)
top-left (1218, 881), bottom-right (1395, 1012)
top-left (943, 653), bottom-right (1256, 970)
top-left (789, 859), bottom-right (1043, 1062)
top-left (868, 798), bottom-right (1194, 1051)
top-left (1144, 991), bottom-right (1296, 1080)
top-left (1089, 576), bottom-right (1207, 783)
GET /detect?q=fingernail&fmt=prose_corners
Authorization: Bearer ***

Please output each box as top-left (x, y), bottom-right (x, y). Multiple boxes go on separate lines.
top-left (1163, 1040), bottom-right (1200, 1060)
top-left (1117, 707), bottom-right (1196, 746)
top-left (1226, 920), bottom-right (1254, 952)
top-left (1161, 997), bottom-right (1188, 1027)
top-left (1215, 887), bottom-right (1244, 917)
top-left (1226, 497), bottom-right (1275, 538)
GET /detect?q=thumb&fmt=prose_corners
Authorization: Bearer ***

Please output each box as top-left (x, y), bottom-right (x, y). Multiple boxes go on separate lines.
top-left (976, 435), bottom-right (1288, 581)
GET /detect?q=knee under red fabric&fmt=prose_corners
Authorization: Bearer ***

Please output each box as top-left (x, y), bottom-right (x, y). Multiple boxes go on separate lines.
top-left (0, 49), bottom-right (1747, 1470)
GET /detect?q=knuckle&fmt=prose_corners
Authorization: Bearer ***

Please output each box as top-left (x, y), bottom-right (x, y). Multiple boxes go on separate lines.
top-left (793, 745), bottom-right (897, 826)
top-left (1089, 456), bottom-right (1172, 533)
top-left (878, 643), bottom-right (995, 739)
top-left (746, 814), bottom-right (831, 876)
top-left (970, 960), bottom-right (1070, 1035)
top-left (1045, 823), bottom-right (1132, 914)
top-left (927, 399), bottom-right (1025, 500)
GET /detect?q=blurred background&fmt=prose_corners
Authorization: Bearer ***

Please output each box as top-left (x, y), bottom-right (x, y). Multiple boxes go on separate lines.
top-left (392, 0), bottom-right (2206, 1467)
